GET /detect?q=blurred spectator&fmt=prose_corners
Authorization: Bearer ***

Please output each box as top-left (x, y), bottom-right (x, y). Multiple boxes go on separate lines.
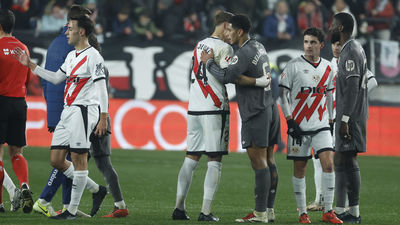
top-left (86, 0), bottom-right (104, 43)
top-left (392, 0), bottom-right (400, 40)
top-left (297, 0), bottom-right (324, 33)
top-left (366, 0), bottom-right (394, 40)
top-left (37, 1), bottom-right (68, 33)
top-left (330, 0), bottom-right (357, 37)
top-left (183, 10), bottom-right (201, 37)
top-left (262, 0), bottom-right (296, 40)
top-left (154, 0), bottom-right (184, 39)
top-left (112, 8), bottom-right (133, 36)
top-left (133, 8), bottom-right (163, 40)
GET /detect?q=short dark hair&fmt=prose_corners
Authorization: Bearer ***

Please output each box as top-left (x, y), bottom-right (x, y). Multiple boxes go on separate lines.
top-left (0, 9), bottom-right (15, 34)
top-left (331, 32), bottom-right (340, 44)
top-left (303, 27), bottom-right (325, 43)
top-left (229, 14), bottom-right (251, 33)
top-left (68, 5), bottom-right (95, 37)
top-left (334, 12), bottom-right (354, 34)
top-left (213, 11), bottom-right (234, 27)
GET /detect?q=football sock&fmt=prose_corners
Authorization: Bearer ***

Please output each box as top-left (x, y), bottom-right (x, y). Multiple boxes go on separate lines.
top-left (349, 205), bottom-right (360, 217)
top-left (334, 161), bottom-right (347, 208)
top-left (347, 167), bottom-right (361, 207)
top-left (114, 200), bottom-right (126, 209)
top-left (86, 177), bottom-right (99, 193)
top-left (335, 207), bottom-right (346, 214)
top-left (39, 168), bottom-right (64, 202)
top-left (254, 167), bottom-right (270, 213)
top-left (11, 154), bottom-right (29, 187)
top-left (63, 163), bottom-right (74, 179)
top-left (322, 172), bottom-right (334, 212)
top-left (292, 176), bottom-right (306, 216)
top-left (62, 174), bottom-right (72, 205)
top-left (312, 158), bottom-right (322, 203)
top-left (39, 198), bottom-right (49, 205)
top-left (201, 161), bottom-right (222, 215)
top-left (94, 156), bottom-right (124, 202)
top-left (3, 169), bottom-right (16, 200)
top-left (0, 161), bottom-right (4, 204)
top-left (68, 170), bottom-right (88, 215)
top-left (267, 164), bottom-right (278, 208)
top-left (175, 157), bottom-right (198, 210)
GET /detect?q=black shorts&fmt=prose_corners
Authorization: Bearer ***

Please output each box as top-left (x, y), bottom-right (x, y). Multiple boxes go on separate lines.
top-left (89, 116), bottom-right (111, 157)
top-left (0, 96), bottom-right (27, 147)
top-left (241, 104), bottom-right (280, 149)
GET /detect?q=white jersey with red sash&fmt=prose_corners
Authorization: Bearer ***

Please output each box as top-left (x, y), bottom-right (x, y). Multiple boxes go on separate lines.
top-left (60, 46), bottom-right (106, 106)
top-left (188, 37), bottom-right (234, 112)
top-left (280, 56), bottom-right (334, 132)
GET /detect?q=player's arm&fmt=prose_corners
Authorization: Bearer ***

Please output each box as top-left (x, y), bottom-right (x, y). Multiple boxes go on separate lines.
top-left (366, 69), bottom-right (378, 93)
top-left (339, 56), bottom-right (361, 140)
top-left (326, 89), bottom-right (334, 135)
top-left (13, 47), bottom-right (65, 84)
top-left (92, 56), bottom-right (108, 137)
top-left (201, 49), bottom-right (247, 84)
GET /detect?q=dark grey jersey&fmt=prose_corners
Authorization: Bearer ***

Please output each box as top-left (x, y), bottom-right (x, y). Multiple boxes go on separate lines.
top-left (335, 39), bottom-right (369, 152)
top-left (206, 39), bottom-right (274, 122)
top-left (336, 39), bottom-right (368, 122)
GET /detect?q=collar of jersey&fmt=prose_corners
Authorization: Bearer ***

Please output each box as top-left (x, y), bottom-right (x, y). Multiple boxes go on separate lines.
top-left (340, 38), bottom-right (354, 53)
top-left (75, 45), bottom-right (92, 57)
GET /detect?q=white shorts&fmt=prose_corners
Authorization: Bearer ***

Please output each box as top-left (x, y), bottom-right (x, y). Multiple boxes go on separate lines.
top-left (187, 112), bottom-right (229, 156)
top-left (287, 130), bottom-right (333, 160)
top-left (51, 105), bottom-right (99, 153)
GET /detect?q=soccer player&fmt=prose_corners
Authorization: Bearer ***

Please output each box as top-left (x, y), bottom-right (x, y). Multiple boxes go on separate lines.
top-left (329, 12), bottom-right (370, 224)
top-left (201, 14), bottom-right (280, 223)
top-left (308, 32), bottom-right (378, 213)
top-left (279, 27), bottom-right (342, 224)
top-left (0, 9), bottom-right (34, 214)
top-left (14, 11), bottom-right (108, 220)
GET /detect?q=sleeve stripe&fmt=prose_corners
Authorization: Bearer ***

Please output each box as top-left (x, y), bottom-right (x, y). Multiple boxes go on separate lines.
top-left (327, 88), bottom-right (335, 91)
top-left (278, 84), bottom-right (291, 90)
top-left (367, 76), bottom-right (375, 80)
top-left (93, 77), bottom-right (106, 82)
top-left (59, 68), bottom-right (66, 74)
top-left (345, 74), bottom-right (360, 79)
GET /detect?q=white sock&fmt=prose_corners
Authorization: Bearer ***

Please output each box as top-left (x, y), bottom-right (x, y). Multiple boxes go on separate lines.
top-left (63, 163), bottom-right (74, 179)
top-left (345, 195), bottom-right (349, 208)
top-left (201, 161), bottom-right (222, 215)
top-left (63, 204), bottom-right (69, 209)
top-left (175, 157), bottom-right (198, 210)
top-left (86, 177), bottom-right (99, 193)
top-left (292, 176), bottom-right (306, 216)
top-left (349, 205), bottom-right (360, 217)
top-left (68, 170), bottom-right (88, 215)
top-left (335, 207), bottom-right (346, 214)
top-left (3, 169), bottom-right (16, 200)
top-left (312, 158), bottom-right (322, 203)
top-left (322, 172), bottom-right (335, 212)
top-left (115, 200), bottom-right (126, 209)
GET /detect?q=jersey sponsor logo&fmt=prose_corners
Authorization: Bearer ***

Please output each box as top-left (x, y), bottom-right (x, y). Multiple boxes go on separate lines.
top-left (345, 59), bottom-right (355, 71)
top-left (231, 55), bottom-right (238, 65)
top-left (64, 56), bottom-right (89, 105)
top-left (292, 66), bottom-right (331, 124)
top-left (3, 48), bottom-right (10, 55)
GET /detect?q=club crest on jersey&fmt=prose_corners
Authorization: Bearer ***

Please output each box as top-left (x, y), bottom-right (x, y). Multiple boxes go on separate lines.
top-left (312, 75), bottom-right (320, 83)
top-left (291, 146), bottom-right (299, 154)
top-left (95, 63), bottom-right (104, 76)
top-left (345, 60), bottom-right (355, 71)
top-left (231, 55), bottom-right (238, 65)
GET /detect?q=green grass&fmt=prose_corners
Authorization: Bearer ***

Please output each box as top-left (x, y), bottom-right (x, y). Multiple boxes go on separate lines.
top-left (0, 147), bottom-right (399, 224)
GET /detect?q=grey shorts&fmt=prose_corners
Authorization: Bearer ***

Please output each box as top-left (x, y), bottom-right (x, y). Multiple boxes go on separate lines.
top-left (90, 116), bottom-right (112, 157)
top-left (335, 119), bottom-right (366, 153)
top-left (241, 104), bottom-right (280, 149)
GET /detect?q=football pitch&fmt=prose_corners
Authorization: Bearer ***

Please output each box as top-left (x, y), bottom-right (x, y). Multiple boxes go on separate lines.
top-left (0, 147), bottom-right (399, 225)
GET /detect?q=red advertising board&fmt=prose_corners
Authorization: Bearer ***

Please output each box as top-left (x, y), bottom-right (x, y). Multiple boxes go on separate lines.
top-left (26, 96), bottom-right (400, 156)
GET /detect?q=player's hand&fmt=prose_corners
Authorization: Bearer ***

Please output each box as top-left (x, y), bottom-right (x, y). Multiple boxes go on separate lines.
top-left (339, 121), bottom-right (351, 141)
top-left (329, 120), bottom-right (334, 136)
top-left (94, 115), bottom-right (108, 137)
top-left (255, 73), bottom-right (272, 87)
top-left (287, 119), bottom-right (302, 139)
top-left (200, 49), bottom-right (214, 64)
top-left (13, 47), bottom-right (30, 67)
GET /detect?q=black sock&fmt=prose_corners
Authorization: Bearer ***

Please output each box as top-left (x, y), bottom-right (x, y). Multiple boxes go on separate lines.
top-left (254, 168), bottom-right (270, 212)
top-left (267, 164), bottom-right (278, 208)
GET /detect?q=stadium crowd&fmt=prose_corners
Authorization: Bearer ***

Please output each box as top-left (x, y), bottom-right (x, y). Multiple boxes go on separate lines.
top-left (1, 0), bottom-right (399, 43)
